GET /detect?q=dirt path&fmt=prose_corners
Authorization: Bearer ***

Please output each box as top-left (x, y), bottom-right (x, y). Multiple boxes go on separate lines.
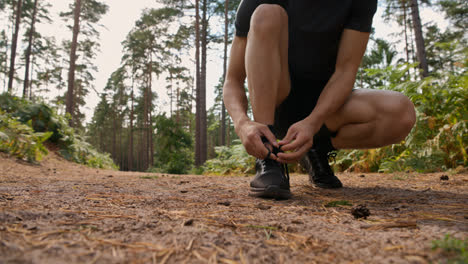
top-left (0, 152), bottom-right (467, 264)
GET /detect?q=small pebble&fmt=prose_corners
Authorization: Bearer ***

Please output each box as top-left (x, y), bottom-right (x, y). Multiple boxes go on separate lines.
top-left (440, 175), bottom-right (449, 181)
top-left (351, 204), bottom-right (371, 219)
top-left (256, 204), bottom-right (272, 210)
top-left (217, 201), bottom-right (231, 206)
top-left (184, 219), bottom-right (194, 226)
top-left (359, 175), bottom-right (365, 178)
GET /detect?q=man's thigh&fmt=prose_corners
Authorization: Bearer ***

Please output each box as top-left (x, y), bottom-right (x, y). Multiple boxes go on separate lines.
top-left (324, 89), bottom-right (413, 132)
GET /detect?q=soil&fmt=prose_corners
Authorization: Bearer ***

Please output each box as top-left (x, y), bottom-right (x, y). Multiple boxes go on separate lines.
top-left (0, 151), bottom-right (467, 264)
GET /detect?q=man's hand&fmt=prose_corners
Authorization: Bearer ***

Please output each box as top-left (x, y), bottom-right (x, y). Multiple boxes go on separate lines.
top-left (277, 119), bottom-right (321, 163)
top-left (237, 121), bottom-right (279, 160)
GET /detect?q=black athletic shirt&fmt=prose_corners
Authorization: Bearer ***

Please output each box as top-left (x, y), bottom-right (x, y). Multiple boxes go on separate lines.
top-left (235, 0), bottom-right (377, 82)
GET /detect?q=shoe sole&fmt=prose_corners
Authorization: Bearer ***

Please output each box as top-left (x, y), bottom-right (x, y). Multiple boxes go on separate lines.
top-left (249, 185), bottom-right (292, 200)
top-left (312, 182), bottom-right (343, 189)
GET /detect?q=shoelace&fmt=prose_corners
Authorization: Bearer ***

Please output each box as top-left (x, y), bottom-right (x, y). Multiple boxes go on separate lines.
top-left (327, 151), bottom-right (337, 164)
top-left (260, 137), bottom-right (289, 181)
top-left (276, 146), bottom-right (289, 182)
top-left (259, 158), bottom-right (289, 181)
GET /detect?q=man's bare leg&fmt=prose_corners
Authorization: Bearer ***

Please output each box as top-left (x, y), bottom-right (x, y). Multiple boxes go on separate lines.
top-left (244, 4), bottom-right (293, 199)
top-left (245, 4), bottom-right (290, 125)
top-left (325, 89), bottom-right (416, 149)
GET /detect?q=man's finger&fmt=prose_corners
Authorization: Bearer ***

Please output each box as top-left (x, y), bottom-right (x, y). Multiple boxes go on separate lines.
top-left (277, 144), bottom-right (310, 163)
top-left (279, 128), bottom-right (297, 145)
top-left (280, 136), bottom-right (306, 152)
top-left (261, 127), bottom-right (279, 148)
top-left (259, 143), bottom-right (278, 160)
top-left (254, 135), bottom-right (278, 160)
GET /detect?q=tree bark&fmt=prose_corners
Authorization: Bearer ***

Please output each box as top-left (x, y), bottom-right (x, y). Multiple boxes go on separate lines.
top-left (7, 0), bottom-right (23, 93)
top-left (195, 0), bottom-right (201, 166)
top-left (409, 0), bottom-right (429, 77)
top-left (23, 0), bottom-right (38, 98)
top-left (66, 0), bottom-right (82, 126)
top-left (128, 79), bottom-right (134, 171)
top-left (29, 53), bottom-right (35, 99)
top-left (147, 52), bottom-right (153, 169)
top-left (112, 113), bottom-right (117, 160)
top-left (200, 0), bottom-right (208, 164)
top-left (227, 117), bottom-right (231, 147)
top-left (221, 0), bottom-right (229, 146)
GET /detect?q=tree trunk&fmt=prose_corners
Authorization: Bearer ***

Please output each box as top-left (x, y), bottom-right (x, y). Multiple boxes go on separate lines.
top-left (403, 0), bottom-right (410, 64)
top-left (7, 0), bottom-right (23, 93)
top-left (128, 81), bottom-right (134, 171)
top-left (149, 108), bottom-right (154, 167)
top-left (143, 77), bottom-right (149, 170)
top-left (147, 54), bottom-right (153, 169)
top-left (409, 0), bottom-right (429, 77)
top-left (66, 0), bottom-right (82, 126)
top-left (195, 0), bottom-right (202, 166)
top-left (3, 31), bottom-right (9, 91)
top-left (227, 117), bottom-right (231, 146)
top-left (200, 0), bottom-right (208, 164)
top-left (23, 0), bottom-right (38, 98)
top-left (112, 113), bottom-right (117, 160)
top-left (29, 53), bottom-right (35, 99)
top-left (176, 86), bottom-right (180, 124)
top-left (221, 0), bottom-right (229, 146)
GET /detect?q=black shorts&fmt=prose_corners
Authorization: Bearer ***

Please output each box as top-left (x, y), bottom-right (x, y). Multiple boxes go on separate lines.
top-left (273, 75), bottom-right (337, 140)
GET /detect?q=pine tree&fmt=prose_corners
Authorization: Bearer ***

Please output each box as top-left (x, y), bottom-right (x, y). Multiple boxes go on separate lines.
top-left (410, 0), bottom-right (429, 77)
top-left (7, 0), bottom-right (22, 93)
top-left (23, 0), bottom-right (38, 98)
top-left (62, 0), bottom-right (108, 127)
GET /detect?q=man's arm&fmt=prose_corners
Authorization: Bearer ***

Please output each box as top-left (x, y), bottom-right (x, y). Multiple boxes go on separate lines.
top-left (278, 29), bottom-right (370, 163)
top-left (223, 36), bottom-right (248, 129)
top-left (223, 36), bottom-right (279, 160)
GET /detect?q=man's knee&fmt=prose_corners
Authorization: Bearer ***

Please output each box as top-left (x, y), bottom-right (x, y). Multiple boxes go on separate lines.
top-left (397, 95), bottom-right (416, 138)
top-left (387, 93), bottom-right (416, 143)
top-left (250, 4), bottom-right (287, 36)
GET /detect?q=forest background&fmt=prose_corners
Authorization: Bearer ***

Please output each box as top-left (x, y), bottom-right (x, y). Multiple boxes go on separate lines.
top-left (0, 0), bottom-right (466, 175)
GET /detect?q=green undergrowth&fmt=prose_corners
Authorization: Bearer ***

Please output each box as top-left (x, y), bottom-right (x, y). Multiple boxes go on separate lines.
top-left (432, 234), bottom-right (468, 264)
top-left (204, 140), bottom-right (256, 175)
top-left (0, 93), bottom-right (117, 169)
top-left (336, 64), bottom-right (467, 173)
top-left (205, 64), bottom-right (467, 174)
top-left (0, 110), bottom-right (52, 162)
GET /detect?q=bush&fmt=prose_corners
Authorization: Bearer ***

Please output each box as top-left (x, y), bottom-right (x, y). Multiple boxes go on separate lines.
top-left (204, 140), bottom-right (256, 175)
top-left (0, 110), bottom-right (52, 162)
top-left (432, 234), bottom-right (468, 264)
top-left (335, 64), bottom-right (467, 173)
top-left (0, 93), bottom-right (117, 169)
top-left (151, 114), bottom-right (193, 174)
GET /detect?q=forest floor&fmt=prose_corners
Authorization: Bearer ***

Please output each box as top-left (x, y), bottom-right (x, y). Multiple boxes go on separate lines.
top-left (0, 151), bottom-right (467, 264)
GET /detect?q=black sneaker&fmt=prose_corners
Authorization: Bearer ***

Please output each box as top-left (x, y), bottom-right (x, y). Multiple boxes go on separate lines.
top-left (249, 156), bottom-right (291, 200)
top-left (303, 148), bottom-right (343, 189)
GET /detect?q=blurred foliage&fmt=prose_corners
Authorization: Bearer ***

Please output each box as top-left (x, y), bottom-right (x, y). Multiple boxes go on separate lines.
top-left (0, 110), bottom-right (51, 162)
top-left (0, 93), bottom-right (117, 169)
top-left (204, 140), bottom-right (256, 175)
top-left (432, 234), bottom-right (468, 264)
top-left (206, 42), bottom-right (467, 175)
top-left (148, 114), bottom-right (193, 174)
top-left (335, 61), bottom-right (467, 173)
